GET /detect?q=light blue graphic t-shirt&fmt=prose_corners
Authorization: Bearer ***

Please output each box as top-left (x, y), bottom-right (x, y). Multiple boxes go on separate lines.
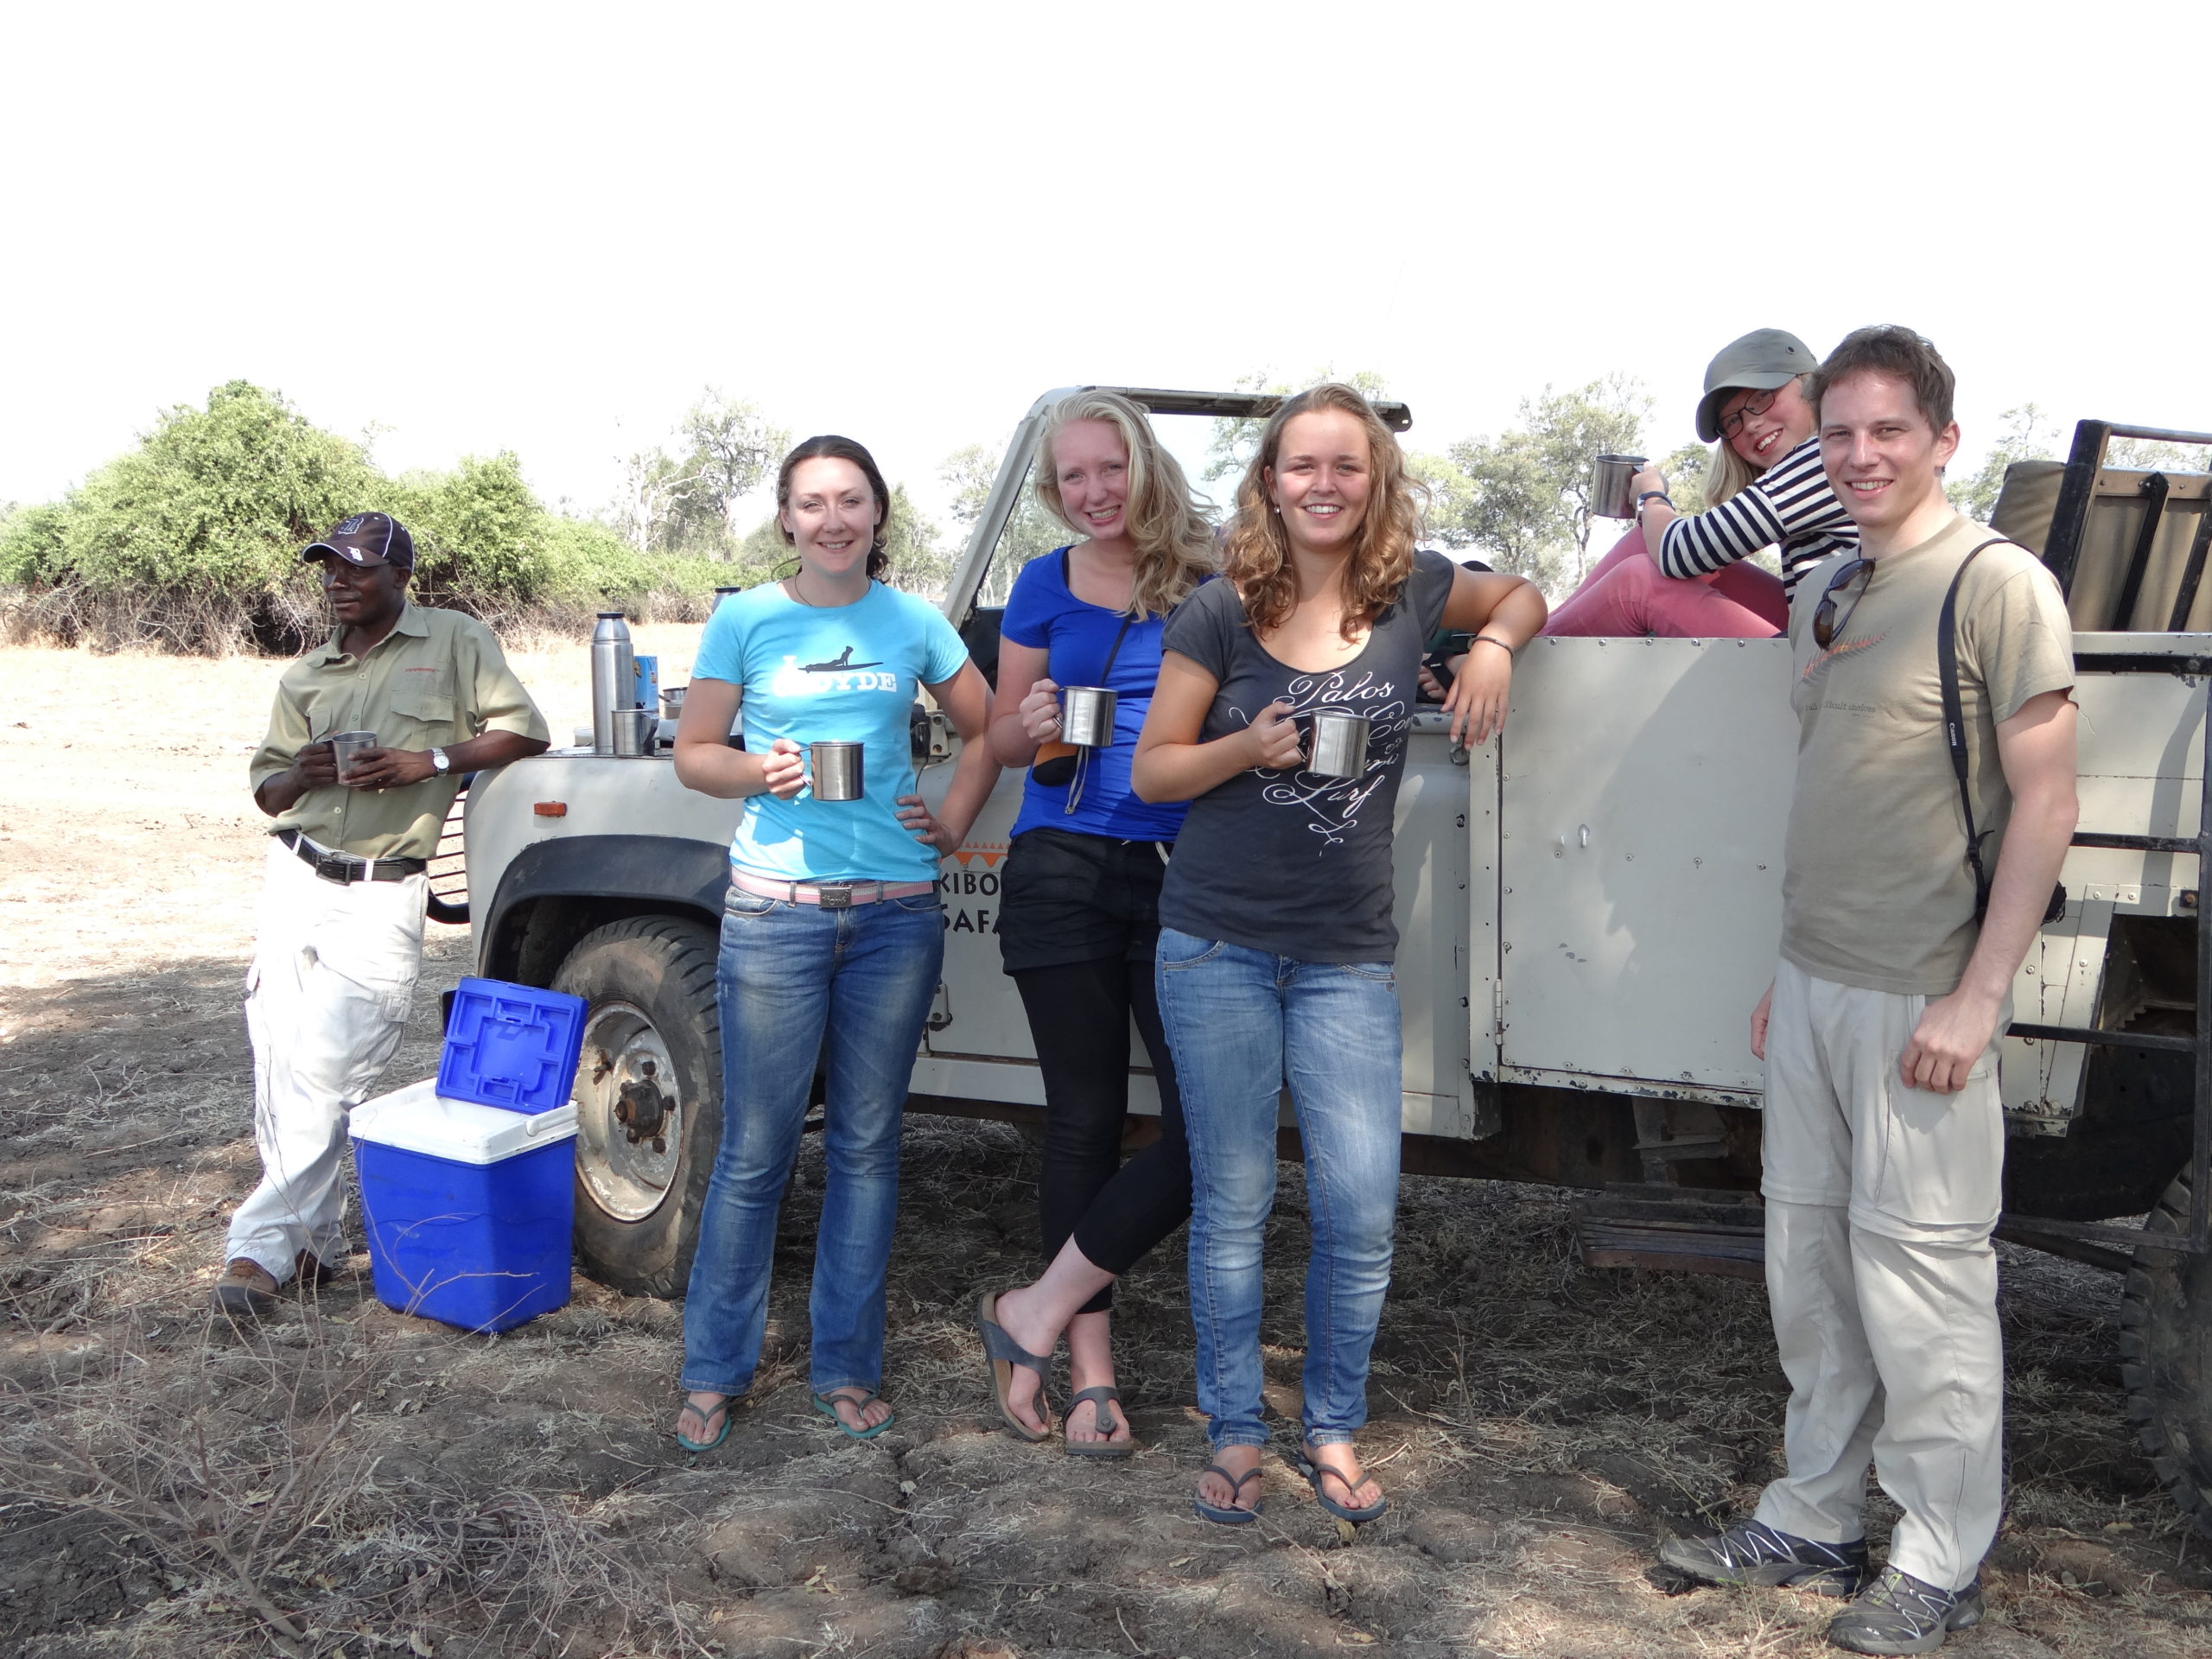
top-left (693, 581), bottom-right (969, 884)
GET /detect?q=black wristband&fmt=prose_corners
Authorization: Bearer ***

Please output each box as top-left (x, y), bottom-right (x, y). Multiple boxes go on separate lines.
top-left (1637, 492), bottom-right (1674, 508)
top-left (1470, 634), bottom-right (1516, 660)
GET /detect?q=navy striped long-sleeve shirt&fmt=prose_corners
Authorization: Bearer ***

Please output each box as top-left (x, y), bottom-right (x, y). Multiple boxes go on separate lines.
top-left (1657, 436), bottom-right (1857, 599)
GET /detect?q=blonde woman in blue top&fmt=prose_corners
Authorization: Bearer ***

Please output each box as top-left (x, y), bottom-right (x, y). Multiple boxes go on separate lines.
top-left (670, 435), bottom-right (999, 1451)
top-left (975, 391), bottom-right (1215, 1456)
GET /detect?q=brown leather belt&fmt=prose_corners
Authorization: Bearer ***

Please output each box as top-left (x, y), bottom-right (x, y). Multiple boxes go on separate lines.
top-left (277, 828), bottom-right (428, 886)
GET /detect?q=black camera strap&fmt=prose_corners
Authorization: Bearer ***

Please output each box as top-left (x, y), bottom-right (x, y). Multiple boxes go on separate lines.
top-left (1940, 537), bottom-right (2064, 925)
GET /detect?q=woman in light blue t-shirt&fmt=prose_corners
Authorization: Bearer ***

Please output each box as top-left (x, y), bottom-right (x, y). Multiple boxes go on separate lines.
top-left (668, 435), bottom-right (999, 1452)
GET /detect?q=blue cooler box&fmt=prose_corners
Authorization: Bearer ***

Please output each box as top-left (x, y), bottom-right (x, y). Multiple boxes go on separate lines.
top-left (350, 1079), bottom-right (577, 1333)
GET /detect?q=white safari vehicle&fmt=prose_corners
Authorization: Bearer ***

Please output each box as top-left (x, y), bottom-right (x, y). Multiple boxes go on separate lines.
top-left (452, 391), bottom-right (2212, 1533)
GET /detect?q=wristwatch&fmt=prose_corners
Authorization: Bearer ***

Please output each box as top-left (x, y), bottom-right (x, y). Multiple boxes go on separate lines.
top-left (429, 747), bottom-right (451, 776)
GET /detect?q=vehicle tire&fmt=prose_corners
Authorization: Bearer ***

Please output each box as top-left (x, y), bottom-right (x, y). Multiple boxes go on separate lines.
top-left (2119, 1165), bottom-right (2212, 1536)
top-left (553, 916), bottom-right (722, 1298)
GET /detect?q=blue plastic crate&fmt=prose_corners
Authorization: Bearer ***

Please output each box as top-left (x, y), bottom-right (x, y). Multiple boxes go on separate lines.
top-left (437, 976), bottom-right (587, 1114)
top-left (351, 1080), bottom-right (575, 1333)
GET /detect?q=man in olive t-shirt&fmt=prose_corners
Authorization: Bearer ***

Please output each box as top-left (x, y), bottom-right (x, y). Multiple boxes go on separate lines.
top-left (1661, 331), bottom-right (2077, 1656)
top-left (214, 513), bottom-right (550, 1318)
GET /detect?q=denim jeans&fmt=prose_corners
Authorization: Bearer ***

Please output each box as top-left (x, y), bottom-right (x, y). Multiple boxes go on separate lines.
top-left (1154, 926), bottom-right (1402, 1450)
top-left (680, 885), bottom-right (944, 1400)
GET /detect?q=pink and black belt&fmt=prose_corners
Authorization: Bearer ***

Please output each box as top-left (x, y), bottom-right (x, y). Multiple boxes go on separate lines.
top-left (730, 870), bottom-right (937, 910)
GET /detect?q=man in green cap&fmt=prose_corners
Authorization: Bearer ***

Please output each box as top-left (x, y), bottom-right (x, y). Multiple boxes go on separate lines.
top-left (215, 512), bottom-right (550, 1318)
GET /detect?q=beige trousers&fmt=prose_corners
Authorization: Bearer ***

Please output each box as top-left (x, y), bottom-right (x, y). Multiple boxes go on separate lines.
top-left (1751, 958), bottom-right (2004, 1592)
top-left (227, 841), bottom-right (426, 1281)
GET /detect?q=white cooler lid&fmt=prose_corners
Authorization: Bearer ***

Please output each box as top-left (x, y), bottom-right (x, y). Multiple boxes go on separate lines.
top-left (350, 1077), bottom-right (578, 1165)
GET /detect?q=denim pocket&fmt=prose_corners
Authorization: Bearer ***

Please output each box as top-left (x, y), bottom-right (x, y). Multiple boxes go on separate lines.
top-left (725, 888), bottom-right (782, 916)
top-left (1335, 961), bottom-right (1396, 984)
top-left (1157, 928), bottom-right (1226, 970)
top-left (890, 893), bottom-right (944, 914)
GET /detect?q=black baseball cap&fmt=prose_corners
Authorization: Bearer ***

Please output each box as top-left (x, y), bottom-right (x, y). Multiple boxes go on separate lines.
top-left (303, 512), bottom-right (415, 570)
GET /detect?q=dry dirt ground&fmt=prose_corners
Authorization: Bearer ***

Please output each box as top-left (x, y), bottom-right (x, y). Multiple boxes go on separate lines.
top-left (3, 637), bottom-right (2211, 1659)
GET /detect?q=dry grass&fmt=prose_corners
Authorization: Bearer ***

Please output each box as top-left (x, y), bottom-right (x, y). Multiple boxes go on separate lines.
top-left (4, 639), bottom-right (2211, 1656)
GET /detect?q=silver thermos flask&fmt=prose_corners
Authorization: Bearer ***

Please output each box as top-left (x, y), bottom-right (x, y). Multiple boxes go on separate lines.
top-left (591, 611), bottom-right (635, 756)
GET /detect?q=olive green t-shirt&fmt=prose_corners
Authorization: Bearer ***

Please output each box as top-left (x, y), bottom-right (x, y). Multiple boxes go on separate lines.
top-left (1781, 512), bottom-right (2074, 995)
top-left (249, 604), bottom-right (550, 861)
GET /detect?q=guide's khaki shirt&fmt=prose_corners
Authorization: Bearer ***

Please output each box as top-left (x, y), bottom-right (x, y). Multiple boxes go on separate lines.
top-left (249, 604), bottom-right (549, 861)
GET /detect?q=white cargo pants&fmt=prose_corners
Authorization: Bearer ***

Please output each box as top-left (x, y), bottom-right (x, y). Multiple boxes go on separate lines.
top-left (226, 840), bottom-right (427, 1281)
top-left (1751, 958), bottom-right (2005, 1594)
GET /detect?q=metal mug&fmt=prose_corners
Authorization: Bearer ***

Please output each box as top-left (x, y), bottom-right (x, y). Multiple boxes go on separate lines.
top-left (328, 730), bottom-right (379, 785)
top-left (810, 741), bottom-right (865, 801)
top-left (1591, 454), bottom-right (1649, 521)
top-left (610, 707), bottom-right (655, 758)
top-left (660, 684), bottom-right (687, 721)
top-left (1058, 685), bottom-right (1118, 748)
top-left (1302, 709), bottom-right (1371, 779)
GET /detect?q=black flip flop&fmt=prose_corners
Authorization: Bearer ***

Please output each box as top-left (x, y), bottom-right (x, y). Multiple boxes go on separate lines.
top-left (1192, 1461), bottom-right (1264, 1525)
top-left (1064, 1385), bottom-right (1136, 1459)
top-left (1296, 1452), bottom-right (1389, 1523)
top-left (976, 1288), bottom-right (1052, 1442)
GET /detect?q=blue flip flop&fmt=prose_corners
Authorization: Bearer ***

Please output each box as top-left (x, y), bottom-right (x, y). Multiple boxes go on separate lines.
top-left (813, 1388), bottom-right (895, 1441)
top-left (1296, 1452), bottom-right (1388, 1524)
top-left (1192, 1462), bottom-right (1264, 1525)
top-left (676, 1393), bottom-right (734, 1453)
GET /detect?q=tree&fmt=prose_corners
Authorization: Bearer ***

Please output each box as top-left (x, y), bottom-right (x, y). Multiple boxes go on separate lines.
top-left (1947, 404), bottom-right (2058, 524)
top-left (2108, 436), bottom-right (2211, 474)
top-left (613, 389), bottom-right (789, 557)
top-left (393, 452), bottom-right (552, 603)
top-left (944, 439), bottom-right (1065, 606)
top-left (0, 380), bottom-right (384, 649)
top-left (1660, 442), bottom-right (1710, 518)
top-left (880, 484), bottom-right (952, 598)
top-left (1203, 369), bottom-right (1391, 489)
top-left (1431, 377), bottom-right (1652, 590)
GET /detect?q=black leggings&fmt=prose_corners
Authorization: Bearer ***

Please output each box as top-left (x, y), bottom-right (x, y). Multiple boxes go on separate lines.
top-left (1010, 957), bottom-right (1191, 1314)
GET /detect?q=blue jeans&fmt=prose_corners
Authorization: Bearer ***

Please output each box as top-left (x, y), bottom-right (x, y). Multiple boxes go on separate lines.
top-left (680, 886), bottom-right (944, 1399)
top-left (1154, 927), bottom-right (1402, 1450)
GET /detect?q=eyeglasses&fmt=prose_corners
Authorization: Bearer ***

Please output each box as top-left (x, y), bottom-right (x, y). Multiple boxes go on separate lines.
top-left (1719, 385), bottom-right (1783, 441)
top-left (1812, 558), bottom-right (1872, 650)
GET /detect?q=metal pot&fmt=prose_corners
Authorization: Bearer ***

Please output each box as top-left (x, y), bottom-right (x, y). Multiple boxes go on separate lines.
top-left (1302, 709), bottom-right (1371, 779)
top-left (1058, 685), bottom-right (1118, 748)
top-left (660, 685), bottom-right (687, 721)
top-left (1591, 454), bottom-right (1649, 521)
top-left (809, 741), bottom-right (865, 801)
top-left (610, 707), bottom-right (655, 758)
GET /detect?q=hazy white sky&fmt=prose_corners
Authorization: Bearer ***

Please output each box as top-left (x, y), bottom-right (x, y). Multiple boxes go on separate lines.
top-left (3, 3), bottom-right (2205, 532)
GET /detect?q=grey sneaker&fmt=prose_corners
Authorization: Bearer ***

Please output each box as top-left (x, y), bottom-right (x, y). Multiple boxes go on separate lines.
top-left (1658, 1519), bottom-right (1870, 1596)
top-left (1826, 1568), bottom-right (1984, 1656)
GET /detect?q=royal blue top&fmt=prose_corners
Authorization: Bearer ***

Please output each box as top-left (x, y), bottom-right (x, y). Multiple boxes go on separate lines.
top-left (693, 580), bottom-right (969, 883)
top-left (1000, 548), bottom-right (1192, 843)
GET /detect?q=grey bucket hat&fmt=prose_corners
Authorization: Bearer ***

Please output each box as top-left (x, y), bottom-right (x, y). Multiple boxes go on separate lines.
top-left (1695, 328), bottom-right (1817, 442)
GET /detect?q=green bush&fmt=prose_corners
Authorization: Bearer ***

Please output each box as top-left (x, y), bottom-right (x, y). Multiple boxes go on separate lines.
top-left (1, 383), bottom-right (754, 652)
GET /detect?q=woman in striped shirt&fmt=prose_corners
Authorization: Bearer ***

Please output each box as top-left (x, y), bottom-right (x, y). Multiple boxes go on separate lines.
top-left (1541, 328), bottom-right (1856, 637)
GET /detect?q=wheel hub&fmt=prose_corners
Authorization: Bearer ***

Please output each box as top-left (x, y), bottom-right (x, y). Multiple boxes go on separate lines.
top-left (574, 1002), bottom-right (683, 1222)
